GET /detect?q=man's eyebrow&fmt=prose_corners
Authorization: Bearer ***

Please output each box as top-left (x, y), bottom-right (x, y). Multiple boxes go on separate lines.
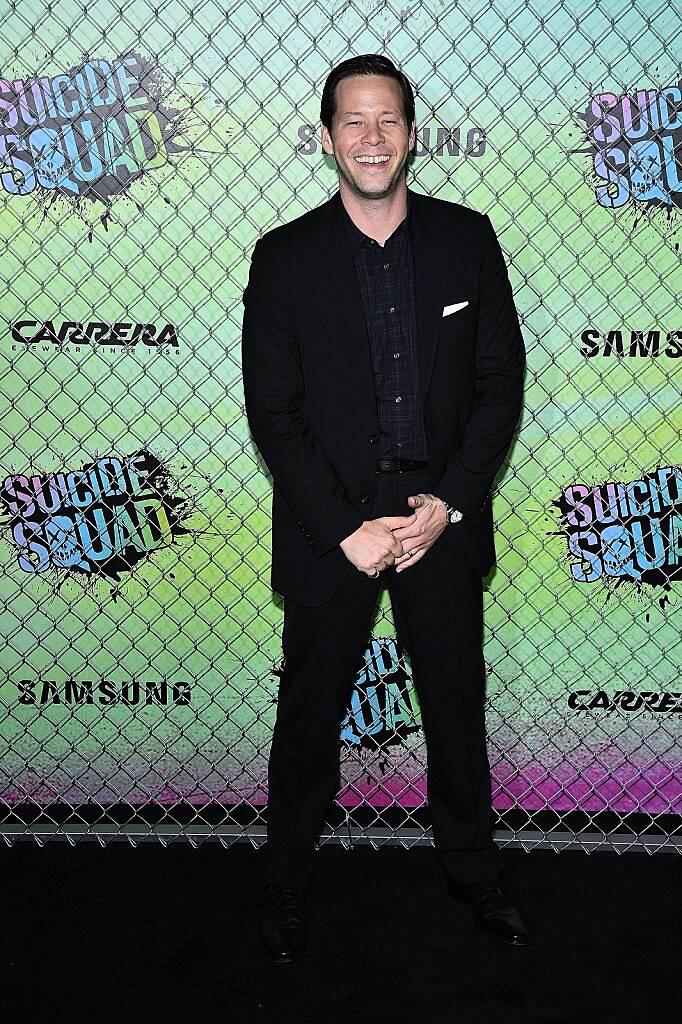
top-left (340, 109), bottom-right (402, 116)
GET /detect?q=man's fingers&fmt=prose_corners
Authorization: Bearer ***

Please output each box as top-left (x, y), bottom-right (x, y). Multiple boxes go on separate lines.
top-left (378, 514), bottom-right (416, 530)
top-left (376, 515), bottom-right (421, 557)
top-left (395, 547), bottom-right (426, 572)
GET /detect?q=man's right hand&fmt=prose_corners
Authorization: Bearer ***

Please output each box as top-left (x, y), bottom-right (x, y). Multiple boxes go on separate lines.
top-left (339, 516), bottom-right (415, 576)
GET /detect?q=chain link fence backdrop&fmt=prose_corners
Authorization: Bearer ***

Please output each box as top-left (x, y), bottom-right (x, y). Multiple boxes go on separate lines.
top-left (0, 1), bottom-right (680, 856)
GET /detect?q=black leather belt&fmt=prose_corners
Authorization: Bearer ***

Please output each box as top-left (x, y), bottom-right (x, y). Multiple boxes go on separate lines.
top-left (376, 458), bottom-right (429, 473)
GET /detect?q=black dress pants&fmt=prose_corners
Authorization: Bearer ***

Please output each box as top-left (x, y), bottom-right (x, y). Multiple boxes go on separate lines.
top-left (264, 466), bottom-right (501, 891)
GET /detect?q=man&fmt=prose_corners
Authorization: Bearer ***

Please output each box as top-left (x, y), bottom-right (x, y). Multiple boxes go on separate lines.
top-left (241, 54), bottom-right (528, 965)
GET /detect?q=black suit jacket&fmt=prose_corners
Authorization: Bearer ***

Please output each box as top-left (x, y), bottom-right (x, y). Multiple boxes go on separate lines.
top-left (241, 187), bottom-right (526, 606)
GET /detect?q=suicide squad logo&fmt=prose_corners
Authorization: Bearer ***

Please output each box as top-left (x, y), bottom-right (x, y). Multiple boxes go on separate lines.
top-left (1, 450), bottom-right (194, 580)
top-left (0, 52), bottom-right (199, 212)
top-left (340, 637), bottom-right (421, 750)
top-left (555, 466), bottom-right (682, 590)
top-left (275, 636), bottom-right (421, 752)
top-left (584, 83), bottom-right (682, 209)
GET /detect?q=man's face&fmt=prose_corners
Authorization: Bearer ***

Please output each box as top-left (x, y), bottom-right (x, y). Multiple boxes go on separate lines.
top-left (321, 74), bottom-right (415, 200)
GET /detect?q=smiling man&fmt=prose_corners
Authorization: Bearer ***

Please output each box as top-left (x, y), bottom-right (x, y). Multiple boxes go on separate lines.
top-left (242, 54), bottom-right (528, 964)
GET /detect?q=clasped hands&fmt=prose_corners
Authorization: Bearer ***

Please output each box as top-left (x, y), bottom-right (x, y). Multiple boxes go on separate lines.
top-left (340, 493), bottom-right (449, 577)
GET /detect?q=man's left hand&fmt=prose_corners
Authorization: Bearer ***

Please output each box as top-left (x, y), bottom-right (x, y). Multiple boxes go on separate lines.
top-left (386, 493), bottom-right (448, 572)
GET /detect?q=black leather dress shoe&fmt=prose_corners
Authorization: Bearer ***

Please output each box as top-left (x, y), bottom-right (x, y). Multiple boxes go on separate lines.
top-left (447, 878), bottom-right (530, 946)
top-left (258, 883), bottom-right (308, 964)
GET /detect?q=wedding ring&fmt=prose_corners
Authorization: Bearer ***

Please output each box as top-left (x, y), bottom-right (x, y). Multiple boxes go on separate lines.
top-left (369, 568), bottom-right (380, 578)
top-left (406, 549), bottom-right (414, 558)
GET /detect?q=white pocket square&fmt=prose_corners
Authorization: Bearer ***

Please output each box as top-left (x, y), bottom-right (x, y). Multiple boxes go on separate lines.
top-left (442, 301), bottom-right (469, 317)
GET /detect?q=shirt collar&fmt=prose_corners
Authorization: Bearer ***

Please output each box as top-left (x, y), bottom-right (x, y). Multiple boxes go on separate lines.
top-left (339, 190), bottom-right (413, 255)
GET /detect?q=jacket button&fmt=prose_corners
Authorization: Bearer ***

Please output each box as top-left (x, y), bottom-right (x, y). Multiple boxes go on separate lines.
top-left (360, 494), bottom-right (369, 503)
top-left (369, 433), bottom-right (378, 444)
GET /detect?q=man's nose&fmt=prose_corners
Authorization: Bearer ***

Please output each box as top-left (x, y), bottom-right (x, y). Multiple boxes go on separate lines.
top-left (360, 123), bottom-right (385, 145)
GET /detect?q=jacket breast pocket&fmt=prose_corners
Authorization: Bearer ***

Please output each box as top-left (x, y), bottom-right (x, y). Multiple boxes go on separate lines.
top-left (439, 300), bottom-right (477, 339)
top-left (438, 304), bottom-right (477, 370)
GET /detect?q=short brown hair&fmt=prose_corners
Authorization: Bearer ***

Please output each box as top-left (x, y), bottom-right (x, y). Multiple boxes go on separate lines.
top-left (320, 54), bottom-right (416, 134)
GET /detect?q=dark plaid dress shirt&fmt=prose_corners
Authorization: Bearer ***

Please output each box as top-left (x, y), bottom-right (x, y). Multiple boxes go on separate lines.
top-left (341, 195), bottom-right (428, 461)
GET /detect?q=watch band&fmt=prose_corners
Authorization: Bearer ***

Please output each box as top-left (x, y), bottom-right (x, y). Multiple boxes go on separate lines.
top-left (441, 500), bottom-right (463, 524)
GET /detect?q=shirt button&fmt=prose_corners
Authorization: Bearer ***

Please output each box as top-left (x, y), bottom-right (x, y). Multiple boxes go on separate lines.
top-left (389, 306), bottom-right (395, 313)
top-left (383, 263), bottom-right (390, 269)
top-left (393, 352), bottom-right (400, 359)
top-left (395, 396), bottom-right (402, 403)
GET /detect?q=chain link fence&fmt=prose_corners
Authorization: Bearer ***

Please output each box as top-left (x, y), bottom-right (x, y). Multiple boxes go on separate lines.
top-left (0, 1), bottom-right (680, 856)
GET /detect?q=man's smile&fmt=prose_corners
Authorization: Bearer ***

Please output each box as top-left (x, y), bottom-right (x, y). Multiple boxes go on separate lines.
top-left (354, 154), bottom-right (391, 165)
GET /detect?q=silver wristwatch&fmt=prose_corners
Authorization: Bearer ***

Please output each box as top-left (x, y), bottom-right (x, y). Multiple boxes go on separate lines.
top-left (441, 500), bottom-right (463, 524)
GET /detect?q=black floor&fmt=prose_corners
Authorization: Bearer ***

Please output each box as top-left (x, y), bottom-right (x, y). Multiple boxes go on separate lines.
top-left (3, 840), bottom-right (678, 1023)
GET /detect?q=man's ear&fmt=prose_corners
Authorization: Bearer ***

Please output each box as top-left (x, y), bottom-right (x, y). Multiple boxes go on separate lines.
top-left (320, 122), bottom-right (333, 155)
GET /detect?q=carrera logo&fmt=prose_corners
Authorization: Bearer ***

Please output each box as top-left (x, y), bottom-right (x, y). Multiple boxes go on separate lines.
top-left (568, 690), bottom-right (682, 713)
top-left (11, 319), bottom-right (179, 350)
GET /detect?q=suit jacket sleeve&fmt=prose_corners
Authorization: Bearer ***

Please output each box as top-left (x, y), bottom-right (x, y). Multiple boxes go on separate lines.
top-left (433, 213), bottom-right (526, 526)
top-left (241, 236), bottom-right (366, 559)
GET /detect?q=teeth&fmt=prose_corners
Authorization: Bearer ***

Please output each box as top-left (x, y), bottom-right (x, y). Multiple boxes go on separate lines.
top-left (355, 155), bottom-right (390, 164)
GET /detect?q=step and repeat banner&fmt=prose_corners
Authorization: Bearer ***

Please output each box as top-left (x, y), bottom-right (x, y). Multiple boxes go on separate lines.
top-left (0, 1), bottom-right (679, 845)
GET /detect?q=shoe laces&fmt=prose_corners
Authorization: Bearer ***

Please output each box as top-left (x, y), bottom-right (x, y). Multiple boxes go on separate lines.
top-left (479, 882), bottom-right (509, 913)
top-left (267, 884), bottom-right (306, 908)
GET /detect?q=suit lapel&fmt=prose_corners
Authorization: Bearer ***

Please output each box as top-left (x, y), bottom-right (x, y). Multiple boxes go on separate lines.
top-left (315, 193), bottom-right (377, 412)
top-left (409, 188), bottom-right (450, 407)
top-left (314, 187), bottom-right (450, 413)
